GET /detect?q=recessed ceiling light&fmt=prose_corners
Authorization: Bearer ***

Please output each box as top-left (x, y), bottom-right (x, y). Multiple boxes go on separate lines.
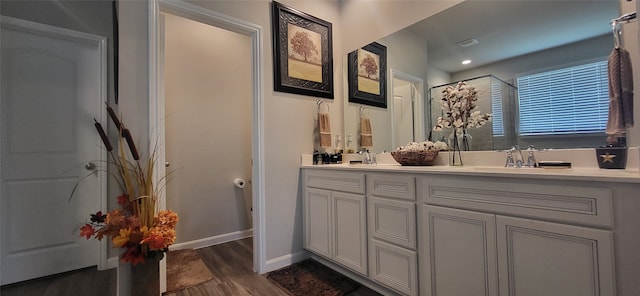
top-left (462, 60), bottom-right (472, 65)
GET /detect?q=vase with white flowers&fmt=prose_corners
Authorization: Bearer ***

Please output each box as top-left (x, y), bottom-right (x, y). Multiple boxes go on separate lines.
top-left (432, 81), bottom-right (492, 165)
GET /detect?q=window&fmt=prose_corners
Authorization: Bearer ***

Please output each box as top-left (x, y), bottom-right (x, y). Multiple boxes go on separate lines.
top-left (517, 60), bottom-right (609, 136)
top-left (491, 80), bottom-right (504, 136)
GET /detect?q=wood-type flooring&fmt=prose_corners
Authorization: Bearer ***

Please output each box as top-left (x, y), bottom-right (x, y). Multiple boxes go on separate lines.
top-left (1, 237), bottom-right (381, 296)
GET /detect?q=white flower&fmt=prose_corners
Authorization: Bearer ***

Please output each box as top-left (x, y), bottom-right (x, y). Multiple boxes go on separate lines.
top-left (437, 81), bottom-right (491, 131)
top-left (396, 141), bottom-right (438, 152)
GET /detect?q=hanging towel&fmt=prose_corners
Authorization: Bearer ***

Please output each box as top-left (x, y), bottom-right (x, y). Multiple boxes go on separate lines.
top-left (360, 117), bottom-right (373, 147)
top-left (319, 112), bottom-right (332, 148)
top-left (606, 47), bottom-right (634, 143)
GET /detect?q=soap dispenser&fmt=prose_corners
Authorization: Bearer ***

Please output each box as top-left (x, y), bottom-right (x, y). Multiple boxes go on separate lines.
top-left (346, 134), bottom-right (354, 153)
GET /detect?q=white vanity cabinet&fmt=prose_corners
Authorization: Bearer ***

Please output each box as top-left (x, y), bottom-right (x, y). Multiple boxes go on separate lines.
top-left (303, 169), bottom-right (368, 275)
top-left (301, 165), bottom-right (640, 296)
top-left (420, 175), bottom-right (616, 296)
top-left (367, 173), bottom-right (418, 296)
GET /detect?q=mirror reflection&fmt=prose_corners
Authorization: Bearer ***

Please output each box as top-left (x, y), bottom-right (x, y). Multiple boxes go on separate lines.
top-left (344, 0), bottom-right (619, 152)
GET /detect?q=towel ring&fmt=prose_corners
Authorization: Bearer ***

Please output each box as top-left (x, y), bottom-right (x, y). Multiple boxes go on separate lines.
top-left (359, 106), bottom-right (370, 117)
top-left (317, 99), bottom-right (330, 114)
top-left (612, 21), bottom-right (623, 48)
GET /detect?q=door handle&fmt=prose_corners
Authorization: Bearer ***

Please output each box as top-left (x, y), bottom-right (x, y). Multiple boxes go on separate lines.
top-left (84, 162), bottom-right (97, 171)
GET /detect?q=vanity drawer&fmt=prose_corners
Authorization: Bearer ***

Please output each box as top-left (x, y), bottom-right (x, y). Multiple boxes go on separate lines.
top-left (419, 176), bottom-right (613, 228)
top-left (368, 196), bottom-right (416, 249)
top-left (368, 173), bottom-right (415, 201)
top-left (304, 169), bottom-right (365, 194)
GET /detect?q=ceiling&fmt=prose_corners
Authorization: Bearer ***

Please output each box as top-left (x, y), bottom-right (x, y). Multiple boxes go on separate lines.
top-left (406, 0), bottom-right (621, 73)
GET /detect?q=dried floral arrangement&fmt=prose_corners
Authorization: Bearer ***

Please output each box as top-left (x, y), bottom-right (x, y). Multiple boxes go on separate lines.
top-left (77, 105), bottom-right (178, 265)
top-left (433, 81), bottom-right (492, 132)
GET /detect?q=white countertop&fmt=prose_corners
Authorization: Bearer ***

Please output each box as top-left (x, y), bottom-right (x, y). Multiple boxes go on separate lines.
top-left (301, 148), bottom-right (640, 184)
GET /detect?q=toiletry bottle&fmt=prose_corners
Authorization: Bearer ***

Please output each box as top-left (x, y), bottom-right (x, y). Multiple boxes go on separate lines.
top-left (346, 134), bottom-right (354, 154)
top-left (313, 150), bottom-right (319, 165)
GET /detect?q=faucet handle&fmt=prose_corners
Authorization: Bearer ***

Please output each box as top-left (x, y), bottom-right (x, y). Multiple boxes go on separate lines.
top-left (505, 150), bottom-right (516, 167)
top-left (525, 150), bottom-right (537, 167)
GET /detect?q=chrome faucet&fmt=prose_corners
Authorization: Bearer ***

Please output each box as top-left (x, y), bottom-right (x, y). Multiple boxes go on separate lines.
top-left (505, 145), bottom-right (524, 167)
top-left (505, 145), bottom-right (541, 168)
top-left (358, 149), bottom-right (371, 164)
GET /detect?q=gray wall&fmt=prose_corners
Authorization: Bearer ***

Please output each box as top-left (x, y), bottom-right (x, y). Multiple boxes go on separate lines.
top-left (442, 34), bottom-right (615, 149)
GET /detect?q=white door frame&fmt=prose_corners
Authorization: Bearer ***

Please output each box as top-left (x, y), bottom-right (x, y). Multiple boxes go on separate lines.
top-left (389, 69), bottom-right (425, 148)
top-left (148, 0), bottom-right (266, 275)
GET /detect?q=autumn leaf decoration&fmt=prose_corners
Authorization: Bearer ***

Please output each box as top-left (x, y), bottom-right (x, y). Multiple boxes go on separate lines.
top-left (79, 104), bottom-right (178, 265)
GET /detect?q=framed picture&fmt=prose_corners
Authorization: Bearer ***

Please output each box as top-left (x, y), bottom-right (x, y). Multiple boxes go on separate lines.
top-left (272, 1), bottom-right (334, 99)
top-left (348, 42), bottom-right (387, 108)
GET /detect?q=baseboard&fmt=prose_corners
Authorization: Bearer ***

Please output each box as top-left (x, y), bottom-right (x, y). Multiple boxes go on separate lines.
top-left (169, 229), bottom-right (253, 250)
top-left (263, 249), bottom-right (310, 273)
top-left (105, 256), bottom-right (119, 270)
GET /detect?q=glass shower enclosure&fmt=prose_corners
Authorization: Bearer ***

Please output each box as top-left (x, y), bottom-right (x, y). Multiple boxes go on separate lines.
top-left (429, 74), bottom-right (517, 151)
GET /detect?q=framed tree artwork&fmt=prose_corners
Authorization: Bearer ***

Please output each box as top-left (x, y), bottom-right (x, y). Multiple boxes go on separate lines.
top-left (272, 1), bottom-right (334, 99)
top-left (348, 42), bottom-right (387, 108)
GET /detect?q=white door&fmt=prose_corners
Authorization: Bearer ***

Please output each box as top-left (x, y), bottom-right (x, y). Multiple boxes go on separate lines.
top-left (0, 17), bottom-right (107, 285)
top-left (423, 205), bottom-right (498, 296)
top-left (391, 71), bottom-right (424, 148)
top-left (496, 215), bottom-right (616, 296)
top-left (393, 83), bottom-right (415, 146)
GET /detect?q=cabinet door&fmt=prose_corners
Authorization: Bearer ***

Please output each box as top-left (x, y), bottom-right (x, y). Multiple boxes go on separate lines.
top-left (369, 238), bottom-right (418, 296)
top-left (423, 205), bottom-right (498, 296)
top-left (497, 216), bottom-right (615, 296)
top-left (333, 191), bottom-right (368, 275)
top-left (304, 188), bottom-right (332, 258)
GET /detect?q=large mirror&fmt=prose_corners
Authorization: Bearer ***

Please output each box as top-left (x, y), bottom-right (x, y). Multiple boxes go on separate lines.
top-left (344, 0), bottom-right (620, 152)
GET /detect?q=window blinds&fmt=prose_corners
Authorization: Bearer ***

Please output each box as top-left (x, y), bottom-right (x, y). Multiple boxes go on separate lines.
top-left (517, 61), bottom-right (609, 136)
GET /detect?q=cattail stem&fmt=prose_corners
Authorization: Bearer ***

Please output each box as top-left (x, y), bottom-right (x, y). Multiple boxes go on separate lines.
top-left (123, 129), bottom-right (140, 160)
top-left (94, 119), bottom-right (113, 151)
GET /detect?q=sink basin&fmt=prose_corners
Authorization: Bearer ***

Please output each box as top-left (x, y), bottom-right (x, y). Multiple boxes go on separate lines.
top-left (472, 166), bottom-right (572, 173)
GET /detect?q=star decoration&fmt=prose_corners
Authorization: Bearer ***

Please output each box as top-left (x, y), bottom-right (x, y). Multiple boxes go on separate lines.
top-left (600, 153), bottom-right (616, 163)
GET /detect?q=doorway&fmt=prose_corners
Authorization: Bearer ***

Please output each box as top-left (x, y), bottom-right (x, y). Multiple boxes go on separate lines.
top-left (391, 70), bottom-right (425, 148)
top-left (162, 12), bottom-right (253, 244)
top-left (150, 0), bottom-right (265, 277)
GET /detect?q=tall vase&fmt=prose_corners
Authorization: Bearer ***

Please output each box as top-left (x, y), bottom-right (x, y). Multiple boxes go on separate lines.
top-left (461, 128), bottom-right (472, 151)
top-left (130, 251), bottom-right (163, 296)
top-left (448, 129), bottom-right (463, 166)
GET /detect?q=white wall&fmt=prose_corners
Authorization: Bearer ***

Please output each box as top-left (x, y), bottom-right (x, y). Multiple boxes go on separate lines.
top-left (163, 13), bottom-right (253, 244)
top-left (450, 34), bottom-right (613, 83)
top-left (339, 0), bottom-right (462, 54)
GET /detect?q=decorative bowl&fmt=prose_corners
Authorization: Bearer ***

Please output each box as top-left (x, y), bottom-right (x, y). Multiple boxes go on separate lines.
top-left (391, 150), bottom-right (439, 166)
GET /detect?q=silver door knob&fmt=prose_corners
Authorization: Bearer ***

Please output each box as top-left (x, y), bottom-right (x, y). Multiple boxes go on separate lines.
top-left (85, 162), bottom-right (97, 171)
top-left (165, 161), bottom-right (170, 167)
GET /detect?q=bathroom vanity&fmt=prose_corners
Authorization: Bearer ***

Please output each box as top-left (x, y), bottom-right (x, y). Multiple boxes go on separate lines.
top-left (301, 157), bottom-right (640, 296)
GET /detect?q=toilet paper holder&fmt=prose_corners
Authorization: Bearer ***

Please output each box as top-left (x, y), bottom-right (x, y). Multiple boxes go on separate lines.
top-left (233, 178), bottom-right (246, 189)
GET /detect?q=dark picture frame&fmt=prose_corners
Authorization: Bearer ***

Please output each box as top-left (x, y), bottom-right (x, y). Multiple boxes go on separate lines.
top-left (348, 42), bottom-right (387, 108)
top-left (272, 1), bottom-right (334, 99)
